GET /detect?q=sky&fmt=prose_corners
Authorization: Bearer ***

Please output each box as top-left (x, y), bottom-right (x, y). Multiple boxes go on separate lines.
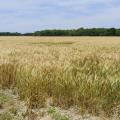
top-left (0, 0), bottom-right (120, 33)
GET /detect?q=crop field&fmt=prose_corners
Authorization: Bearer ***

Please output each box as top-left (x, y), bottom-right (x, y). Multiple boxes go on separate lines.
top-left (0, 37), bottom-right (120, 120)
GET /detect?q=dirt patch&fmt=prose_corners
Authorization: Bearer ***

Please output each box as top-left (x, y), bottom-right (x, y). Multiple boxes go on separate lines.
top-left (0, 90), bottom-right (118, 120)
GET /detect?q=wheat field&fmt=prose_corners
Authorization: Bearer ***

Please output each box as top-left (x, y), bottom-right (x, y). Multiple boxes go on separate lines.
top-left (0, 37), bottom-right (120, 119)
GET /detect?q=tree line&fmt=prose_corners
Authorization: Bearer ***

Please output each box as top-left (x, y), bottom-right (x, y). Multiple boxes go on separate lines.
top-left (0, 32), bottom-right (21, 36)
top-left (1, 28), bottom-right (120, 36)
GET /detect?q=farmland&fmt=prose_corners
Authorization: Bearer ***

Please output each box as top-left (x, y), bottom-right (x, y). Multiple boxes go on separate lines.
top-left (0, 37), bottom-right (120, 120)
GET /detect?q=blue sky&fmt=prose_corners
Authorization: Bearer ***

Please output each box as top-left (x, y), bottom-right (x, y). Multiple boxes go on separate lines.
top-left (0, 0), bottom-right (120, 32)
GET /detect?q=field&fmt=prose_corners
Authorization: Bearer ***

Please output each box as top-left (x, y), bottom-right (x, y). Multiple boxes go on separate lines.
top-left (0, 37), bottom-right (120, 120)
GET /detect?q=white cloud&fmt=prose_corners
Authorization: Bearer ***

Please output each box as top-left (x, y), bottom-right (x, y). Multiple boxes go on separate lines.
top-left (0, 0), bottom-right (119, 32)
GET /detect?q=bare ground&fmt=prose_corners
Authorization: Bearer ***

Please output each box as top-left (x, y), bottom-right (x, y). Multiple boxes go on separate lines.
top-left (0, 90), bottom-right (118, 120)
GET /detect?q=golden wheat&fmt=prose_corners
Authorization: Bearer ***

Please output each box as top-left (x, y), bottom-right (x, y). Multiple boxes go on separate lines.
top-left (0, 37), bottom-right (120, 117)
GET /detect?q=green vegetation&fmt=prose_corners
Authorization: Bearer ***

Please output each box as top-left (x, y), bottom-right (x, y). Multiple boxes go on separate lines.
top-left (34, 28), bottom-right (119, 36)
top-left (0, 93), bottom-right (8, 104)
top-left (0, 32), bottom-right (21, 36)
top-left (1, 28), bottom-right (120, 36)
top-left (0, 92), bottom-right (9, 108)
top-left (0, 112), bottom-right (13, 120)
top-left (52, 112), bottom-right (69, 120)
top-left (48, 107), bottom-right (69, 120)
top-left (48, 106), bottom-right (56, 114)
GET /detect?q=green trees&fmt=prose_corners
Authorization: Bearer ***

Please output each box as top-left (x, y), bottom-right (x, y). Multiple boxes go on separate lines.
top-left (32, 28), bottom-right (119, 36)
top-left (0, 28), bottom-right (120, 36)
top-left (0, 32), bottom-right (21, 36)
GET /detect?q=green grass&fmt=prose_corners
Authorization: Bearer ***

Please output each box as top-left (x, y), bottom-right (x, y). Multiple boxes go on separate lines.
top-left (52, 112), bottom-right (69, 120)
top-left (48, 106), bottom-right (56, 114)
top-left (0, 93), bottom-right (8, 104)
top-left (0, 92), bottom-right (9, 108)
top-left (48, 107), bottom-right (69, 120)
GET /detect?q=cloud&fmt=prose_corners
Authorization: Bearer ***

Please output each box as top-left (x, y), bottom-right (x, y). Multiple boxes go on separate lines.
top-left (0, 0), bottom-right (120, 32)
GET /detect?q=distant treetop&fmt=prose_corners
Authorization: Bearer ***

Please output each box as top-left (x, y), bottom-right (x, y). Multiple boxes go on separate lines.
top-left (0, 28), bottom-right (120, 36)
